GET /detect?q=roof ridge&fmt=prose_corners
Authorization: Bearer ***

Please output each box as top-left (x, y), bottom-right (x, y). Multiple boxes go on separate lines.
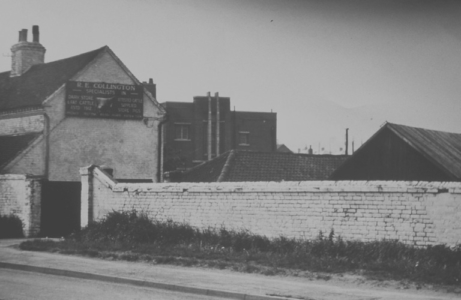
top-left (387, 122), bottom-right (461, 135)
top-left (217, 150), bottom-right (235, 182)
top-left (31, 46), bottom-right (107, 69)
top-left (1, 46), bottom-right (108, 111)
top-left (386, 124), bottom-right (461, 180)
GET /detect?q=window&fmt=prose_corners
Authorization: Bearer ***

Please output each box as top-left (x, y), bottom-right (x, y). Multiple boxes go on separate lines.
top-left (175, 124), bottom-right (190, 140)
top-left (239, 131), bottom-right (250, 146)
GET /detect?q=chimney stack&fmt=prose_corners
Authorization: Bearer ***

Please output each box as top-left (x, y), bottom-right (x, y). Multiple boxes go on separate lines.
top-left (19, 29), bottom-right (28, 42)
top-left (142, 78), bottom-right (156, 98)
top-left (32, 25), bottom-right (40, 42)
top-left (10, 25), bottom-right (46, 77)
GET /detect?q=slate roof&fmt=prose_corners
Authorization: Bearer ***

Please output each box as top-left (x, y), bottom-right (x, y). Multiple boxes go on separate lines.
top-left (0, 133), bottom-right (41, 169)
top-left (386, 123), bottom-right (461, 180)
top-left (179, 150), bottom-right (349, 182)
top-left (0, 46), bottom-right (105, 112)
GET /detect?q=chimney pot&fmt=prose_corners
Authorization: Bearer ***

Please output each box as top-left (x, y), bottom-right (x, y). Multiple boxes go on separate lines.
top-left (32, 25), bottom-right (39, 42)
top-left (20, 29), bottom-right (28, 42)
top-left (10, 26), bottom-right (46, 77)
top-left (149, 78), bottom-right (153, 84)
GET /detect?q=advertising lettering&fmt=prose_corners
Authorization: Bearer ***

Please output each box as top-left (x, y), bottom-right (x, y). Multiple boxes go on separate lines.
top-left (65, 81), bottom-right (143, 120)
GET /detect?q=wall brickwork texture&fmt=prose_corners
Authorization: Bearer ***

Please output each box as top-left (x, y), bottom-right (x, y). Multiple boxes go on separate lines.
top-left (81, 166), bottom-right (461, 247)
top-left (0, 114), bottom-right (44, 136)
top-left (0, 174), bottom-right (42, 236)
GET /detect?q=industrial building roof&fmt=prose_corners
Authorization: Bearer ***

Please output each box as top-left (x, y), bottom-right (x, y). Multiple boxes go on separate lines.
top-left (385, 123), bottom-right (461, 180)
top-left (0, 47), bottom-right (105, 112)
top-left (178, 150), bottom-right (349, 182)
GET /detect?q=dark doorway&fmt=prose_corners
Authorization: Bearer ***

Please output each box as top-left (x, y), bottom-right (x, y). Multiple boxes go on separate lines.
top-left (41, 181), bottom-right (81, 237)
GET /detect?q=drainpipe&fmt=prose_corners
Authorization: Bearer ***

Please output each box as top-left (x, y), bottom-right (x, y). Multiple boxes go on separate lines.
top-left (207, 92), bottom-right (212, 161)
top-left (33, 110), bottom-right (50, 180)
top-left (157, 114), bottom-right (168, 182)
top-left (216, 92), bottom-right (220, 156)
top-left (43, 113), bottom-right (50, 180)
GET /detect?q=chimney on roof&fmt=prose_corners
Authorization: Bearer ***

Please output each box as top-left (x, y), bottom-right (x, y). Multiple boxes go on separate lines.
top-left (19, 29), bottom-right (27, 42)
top-left (10, 25), bottom-right (46, 77)
top-left (142, 78), bottom-right (157, 98)
top-left (32, 25), bottom-right (40, 42)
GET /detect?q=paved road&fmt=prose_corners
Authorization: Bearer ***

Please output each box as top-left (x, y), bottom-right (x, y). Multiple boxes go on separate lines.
top-left (0, 269), bottom-right (222, 300)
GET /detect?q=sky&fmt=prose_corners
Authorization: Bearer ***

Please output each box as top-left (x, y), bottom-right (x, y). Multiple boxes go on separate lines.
top-left (1, 0), bottom-right (460, 154)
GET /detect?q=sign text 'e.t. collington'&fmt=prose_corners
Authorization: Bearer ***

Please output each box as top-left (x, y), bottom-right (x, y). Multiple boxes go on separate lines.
top-left (65, 81), bottom-right (144, 120)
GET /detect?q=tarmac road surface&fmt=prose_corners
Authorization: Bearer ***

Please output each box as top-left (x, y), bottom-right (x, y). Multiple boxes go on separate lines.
top-left (0, 268), bottom-right (222, 300)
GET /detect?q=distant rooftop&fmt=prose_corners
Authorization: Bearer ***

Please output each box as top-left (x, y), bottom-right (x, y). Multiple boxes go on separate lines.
top-left (176, 150), bottom-right (349, 182)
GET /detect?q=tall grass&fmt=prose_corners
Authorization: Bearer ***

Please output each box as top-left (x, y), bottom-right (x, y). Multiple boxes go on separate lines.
top-left (20, 210), bottom-right (461, 285)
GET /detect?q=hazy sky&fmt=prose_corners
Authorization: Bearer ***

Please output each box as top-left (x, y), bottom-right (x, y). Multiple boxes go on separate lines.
top-left (1, 0), bottom-right (460, 153)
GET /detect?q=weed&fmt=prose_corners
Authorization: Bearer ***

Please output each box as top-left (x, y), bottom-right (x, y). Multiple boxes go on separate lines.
top-left (19, 211), bottom-right (461, 286)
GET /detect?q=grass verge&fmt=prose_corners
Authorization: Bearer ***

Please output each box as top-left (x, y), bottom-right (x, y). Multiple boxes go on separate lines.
top-left (20, 210), bottom-right (461, 286)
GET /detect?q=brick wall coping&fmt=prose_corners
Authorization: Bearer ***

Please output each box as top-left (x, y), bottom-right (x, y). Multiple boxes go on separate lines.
top-left (81, 165), bottom-right (461, 194)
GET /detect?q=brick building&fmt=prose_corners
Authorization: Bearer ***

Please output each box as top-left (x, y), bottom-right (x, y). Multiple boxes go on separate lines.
top-left (0, 26), bottom-right (165, 236)
top-left (162, 94), bottom-right (277, 171)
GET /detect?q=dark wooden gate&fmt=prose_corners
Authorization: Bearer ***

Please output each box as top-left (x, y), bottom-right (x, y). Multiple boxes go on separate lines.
top-left (41, 181), bottom-right (81, 237)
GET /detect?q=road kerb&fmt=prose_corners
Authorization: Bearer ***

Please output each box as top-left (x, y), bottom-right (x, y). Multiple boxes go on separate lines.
top-left (0, 262), bottom-right (290, 300)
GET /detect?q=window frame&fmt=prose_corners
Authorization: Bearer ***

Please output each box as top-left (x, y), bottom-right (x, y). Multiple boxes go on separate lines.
top-left (238, 131), bottom-right (250, 146)
top-left (174, 123), bottom-right (191, 141)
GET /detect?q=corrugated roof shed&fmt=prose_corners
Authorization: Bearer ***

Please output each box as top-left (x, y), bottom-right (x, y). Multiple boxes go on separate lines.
top-left (386, 123), bottom-right (461, 180)
top-left (179, 150), bottom-right (349, 182)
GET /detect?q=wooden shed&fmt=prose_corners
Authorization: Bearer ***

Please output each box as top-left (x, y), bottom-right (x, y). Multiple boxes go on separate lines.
top-left (330, 123), bottom-right (461, 182)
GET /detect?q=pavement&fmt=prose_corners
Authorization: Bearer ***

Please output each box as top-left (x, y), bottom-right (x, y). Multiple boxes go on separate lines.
top-left (0, 239), bottom-right (460, 300)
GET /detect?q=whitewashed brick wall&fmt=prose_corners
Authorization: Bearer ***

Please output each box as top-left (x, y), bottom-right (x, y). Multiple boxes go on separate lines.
top-left (0, 114), bottom-right (44, 135)
top-left (0, 174), bottom-right (42, 236)
top-left (81, 166), bottom-right (461, 247)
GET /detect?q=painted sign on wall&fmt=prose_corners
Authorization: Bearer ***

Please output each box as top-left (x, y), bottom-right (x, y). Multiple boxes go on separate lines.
top-left (65, 81), bottom-right (143, 120)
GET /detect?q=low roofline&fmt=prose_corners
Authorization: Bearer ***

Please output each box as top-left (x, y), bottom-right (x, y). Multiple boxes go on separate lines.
top-left (0, 133), bottom-right (43, 171)
top-left (330, 122), bottom-right (461, 180)
top-left (386, 123), bottom-right (460, 180)
top-left (329, 122), bottom-right (392, 179)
